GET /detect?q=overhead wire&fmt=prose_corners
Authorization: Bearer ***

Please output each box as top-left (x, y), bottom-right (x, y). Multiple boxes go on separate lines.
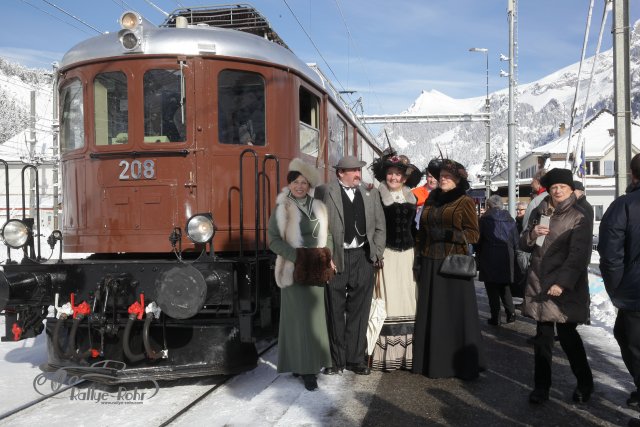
top-left (17, 0), bottom-right (94, 35)
top-left (39, 0), bottom-right (104, 34)
top-left (109, 0), bottom-right (137, 12)
top-left (281, 0), bottom-right (347, 93)
top-left (332, 0), bottom-right (383, 113)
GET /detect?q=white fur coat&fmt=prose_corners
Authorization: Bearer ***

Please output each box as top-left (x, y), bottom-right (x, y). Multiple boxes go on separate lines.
top-left (273, 189), bottom-right (329, 288)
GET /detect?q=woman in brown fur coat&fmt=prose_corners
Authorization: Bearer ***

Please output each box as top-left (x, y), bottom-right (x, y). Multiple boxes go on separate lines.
top-left (267, 158), bottom-right (333, 391)
top-left (412, 158), bottom-right (485, 380)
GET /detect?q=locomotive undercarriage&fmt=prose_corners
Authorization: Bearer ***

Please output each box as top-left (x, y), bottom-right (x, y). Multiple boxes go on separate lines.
top-left (1, 255), bottom-right (278, 383)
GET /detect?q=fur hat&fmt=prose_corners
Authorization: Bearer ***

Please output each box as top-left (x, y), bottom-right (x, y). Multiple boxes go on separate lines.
top-left (427, 157), bottom-right (470, 190)
top-left (288, 158), bottom-right (321, 188)
top-left (573, 180), bottom-right (585, 191)
top-left (541, 168), bottom-right (575, 191)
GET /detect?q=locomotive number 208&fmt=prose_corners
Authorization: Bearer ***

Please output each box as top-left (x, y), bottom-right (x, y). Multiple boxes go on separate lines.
top-left (119, 159), bottom-right (156, 180)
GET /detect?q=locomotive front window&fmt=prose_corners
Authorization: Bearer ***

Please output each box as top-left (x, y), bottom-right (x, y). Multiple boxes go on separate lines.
top-left (299, 87), bottom-right (319, 157)
top-left (143, 69), bottom-right (185, 143)
top-left (218, 70), bottom-right (265, 146)
top-left (94, 71), bottom-right (128, 146)
top-left (60, 79), bottom-right (85, 153)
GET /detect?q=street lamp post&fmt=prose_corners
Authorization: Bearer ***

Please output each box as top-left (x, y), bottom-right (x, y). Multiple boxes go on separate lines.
top-left (469, 47), bottom-right (491, 201)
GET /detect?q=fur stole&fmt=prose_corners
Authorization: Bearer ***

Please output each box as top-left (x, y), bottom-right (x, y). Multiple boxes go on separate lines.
top-left (378, 182), bottom-right (417, 206)
top-left (274, 188), bottom-right (329, 288)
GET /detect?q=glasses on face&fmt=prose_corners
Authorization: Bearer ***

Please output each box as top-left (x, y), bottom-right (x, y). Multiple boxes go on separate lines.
top-left (517, 208), bottom-right (526, 212)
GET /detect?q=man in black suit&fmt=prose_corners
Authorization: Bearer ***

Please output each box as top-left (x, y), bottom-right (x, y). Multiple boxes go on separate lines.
top-left (315, 155), bottom-right (386, 375)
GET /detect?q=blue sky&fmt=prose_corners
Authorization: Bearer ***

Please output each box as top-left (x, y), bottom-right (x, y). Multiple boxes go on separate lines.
top-left (2, 0), bottom-right (639, 115)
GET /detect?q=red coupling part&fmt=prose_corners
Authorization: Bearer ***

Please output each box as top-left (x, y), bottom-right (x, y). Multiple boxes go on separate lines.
top-left (90, 349), bottom-right (100, 358)
top-left (72, 301), bottom-right (91, 319)
top-left (11, 323), bottom-right (22, 341)
top-left (128, 300), bottom-right (144, 320)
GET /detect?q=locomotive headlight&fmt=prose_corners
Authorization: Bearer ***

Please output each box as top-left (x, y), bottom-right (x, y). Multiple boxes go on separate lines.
top-left (186, 214), bottom-right (215, 243)
top-left (119, 30), bottom-right (140, 51)
top-left (120, 11), bottom-right (141, 30)
top-left (1, 220), bottom-right (30, 249)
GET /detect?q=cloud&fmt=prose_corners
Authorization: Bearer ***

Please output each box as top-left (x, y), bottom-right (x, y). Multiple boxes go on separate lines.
top-left (0, 47), bottom-right (63, 70)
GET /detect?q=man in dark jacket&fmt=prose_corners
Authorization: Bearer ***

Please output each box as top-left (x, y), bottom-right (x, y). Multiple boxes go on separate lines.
top-left (315, 155), bottom-right (386, 376)
top-left (573, 180), bottom-right (594, 225)
top-left (598, 153), bottom-right (640, 420)
top-left (477, 195), bottom-right (519, 325)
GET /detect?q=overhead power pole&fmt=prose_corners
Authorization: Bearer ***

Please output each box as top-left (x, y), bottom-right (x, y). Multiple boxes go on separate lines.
top-left (29, 90), bottom-right (37, 219)
top-left (612, 0), bottom-right (631, 196)
top-left (507, 0), bottom-right (517, 217)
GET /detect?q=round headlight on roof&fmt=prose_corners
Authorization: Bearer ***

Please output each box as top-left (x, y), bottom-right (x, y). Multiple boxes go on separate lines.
top-left (1, 219), bottom-right (30, 249)
top-left (186, 214), bottom-right (215, 243)
top-left (120, 30), bottom-right (140, 50)
top-left (120, 11), bottom-right (141, 30)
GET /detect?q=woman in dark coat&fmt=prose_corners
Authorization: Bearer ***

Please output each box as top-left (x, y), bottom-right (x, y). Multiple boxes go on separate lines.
top-left (477, 194), bottom-right (519, 325)
top-left (413, 158), bottom-right (484, 380)
top-left (267, 158), bottom-right (333, 391)
top-left (520, 168), bottom-right (593, 404)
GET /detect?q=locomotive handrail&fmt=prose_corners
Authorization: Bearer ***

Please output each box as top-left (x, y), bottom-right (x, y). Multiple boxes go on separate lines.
top-left (261, 155), bottom-right (280, 253)
top-left (239, 149), bottom-right (260, 316)
top-left (21, 165), bottom-right (41, 259)
top-left (89, 150), bottom-right (190, 159)
top-left (0, 160), bottom-right (9, 260)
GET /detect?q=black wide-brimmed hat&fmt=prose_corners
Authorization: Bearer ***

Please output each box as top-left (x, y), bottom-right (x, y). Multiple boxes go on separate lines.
top-left (427, 157), bottom-right (470, 190)
top-left (371, 150), bottom-right (423, 188)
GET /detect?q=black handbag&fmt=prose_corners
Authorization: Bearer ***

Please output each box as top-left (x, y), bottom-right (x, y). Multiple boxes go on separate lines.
top-left (439, 233), bottom-right (476, 278)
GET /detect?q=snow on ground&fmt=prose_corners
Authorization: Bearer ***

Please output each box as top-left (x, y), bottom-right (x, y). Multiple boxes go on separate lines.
top-left (0, 251), bottom-right (628, 425)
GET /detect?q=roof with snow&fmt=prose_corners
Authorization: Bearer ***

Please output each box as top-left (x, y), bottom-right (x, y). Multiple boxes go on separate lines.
top-left (530, 109), bottom-right (640, 158)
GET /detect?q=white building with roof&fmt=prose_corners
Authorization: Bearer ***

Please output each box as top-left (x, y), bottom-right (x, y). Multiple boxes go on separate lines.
top-left (489, 109), bottom-right (640, 225)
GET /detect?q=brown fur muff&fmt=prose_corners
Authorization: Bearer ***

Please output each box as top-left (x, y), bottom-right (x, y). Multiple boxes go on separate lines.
top-left (293, 247), bottom-right (334, 286)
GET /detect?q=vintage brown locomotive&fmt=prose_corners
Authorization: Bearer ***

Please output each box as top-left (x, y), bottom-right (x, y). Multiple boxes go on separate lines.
top-left (0, 5), bottom-right (380, 381)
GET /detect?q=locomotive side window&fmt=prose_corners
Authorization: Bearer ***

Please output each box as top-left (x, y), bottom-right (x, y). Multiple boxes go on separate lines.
top-left (346, 125), bottom-right (354, 156)
top-left (328, 114), bottom-right (346, 166)
top-left (94, 72), bottom-right (128, 146)
top-left (299, 88), bottom-right (319, 157)
top-left (60, 79), bottom-right (85, 153)
top-left (218, 70), bottom-right (265, 146)
top-left (143, 69), bottom-right (185, 143)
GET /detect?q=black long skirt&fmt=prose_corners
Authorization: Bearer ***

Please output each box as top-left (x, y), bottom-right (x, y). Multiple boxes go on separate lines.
top-left (412, 257), bottom-right (486, 380)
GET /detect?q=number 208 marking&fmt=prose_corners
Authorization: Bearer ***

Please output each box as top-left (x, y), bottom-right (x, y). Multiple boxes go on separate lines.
top-left (119, 159), bottom-right (156, 180)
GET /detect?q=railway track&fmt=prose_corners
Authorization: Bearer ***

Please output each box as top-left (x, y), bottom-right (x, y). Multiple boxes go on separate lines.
top-left (0, 339), bottom-right (277, 424)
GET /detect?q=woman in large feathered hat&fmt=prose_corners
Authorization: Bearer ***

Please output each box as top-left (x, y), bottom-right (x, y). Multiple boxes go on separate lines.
top-left (368, 150), bottom-right (421, 371)
top-left (413, 156), bottom-right (485, 380)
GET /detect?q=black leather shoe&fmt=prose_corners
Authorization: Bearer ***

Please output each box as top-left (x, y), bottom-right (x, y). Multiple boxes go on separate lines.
top-left (529, 388), bottom-right (549, 404)
top-left (506, 313), bottom-right (517, 323)
top-left (346, 364), bottom-right (371, 375)
top-left (487, 318), bottom-right (500, 326)
top-left (322, 366), bottom-right (341, 375)
top-left (572, 385), bottom-right (593, 403)
top-left (302, 374), bottom-right (318, 391)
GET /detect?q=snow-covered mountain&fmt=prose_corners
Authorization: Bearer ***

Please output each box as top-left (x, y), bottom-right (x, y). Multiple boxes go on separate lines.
top-left (385, 20), bottom-right (640, 183)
